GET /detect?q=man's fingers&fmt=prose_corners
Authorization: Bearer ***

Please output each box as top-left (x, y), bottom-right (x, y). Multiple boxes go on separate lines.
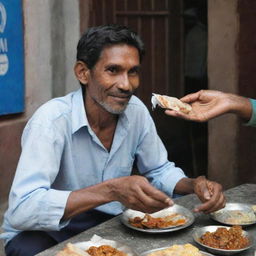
top-left (204, 193), bottom-right (226, 214)
top-left (164, 197), bottom-right (173, 205)
top-left (194, 176), bottom-right (211, 201)
top-left (194, 182), bottom-right (225, 214)
top-left (194, 193), bottom-right (226, 213)
top-left (206, 180), bottom-right (214, 197)
top-left (135, 184), bottom-right (173, 212)
top-left (198, 182), bottom-right (211, 201)
top-left (120, 176), bottom-right (173, 213)
top-left (203, 187), bottom-right (211, 200)
top-left (143, 183), bottom-right (173, 205)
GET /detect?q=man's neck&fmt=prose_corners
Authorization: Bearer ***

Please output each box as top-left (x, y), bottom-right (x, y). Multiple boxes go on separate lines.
top-left (84, 95), bottom-right (118, 151)
top-left (84, 93), bottom-right (118, 130)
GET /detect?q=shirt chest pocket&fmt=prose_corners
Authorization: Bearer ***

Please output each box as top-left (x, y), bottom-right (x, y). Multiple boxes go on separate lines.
top-left (106, 154), bottom-right (135, 178)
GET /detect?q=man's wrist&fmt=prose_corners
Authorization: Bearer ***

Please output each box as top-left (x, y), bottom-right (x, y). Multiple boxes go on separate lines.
top-left (174, 177), bottom-right (195, 195)
top-left (104, 178), bottom-right (121, 202)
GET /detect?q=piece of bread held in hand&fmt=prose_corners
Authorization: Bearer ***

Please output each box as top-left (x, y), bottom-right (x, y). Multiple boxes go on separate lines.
top-left (56, 243), bottom-right (90, 256)
top-left (151, 93), bottom-right (192, 114)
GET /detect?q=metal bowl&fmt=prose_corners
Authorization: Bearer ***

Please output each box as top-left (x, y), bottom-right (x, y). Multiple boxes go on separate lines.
top-left (210, 203), bottom-right (256, 226)
top-left (193, 225), bottom-right (254, 255)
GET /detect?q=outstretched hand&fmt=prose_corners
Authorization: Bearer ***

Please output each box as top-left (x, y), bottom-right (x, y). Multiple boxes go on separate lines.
top-left (164, 90), bottom-right (253, 122)
top-left (165, 90), bottom-right (232, 122)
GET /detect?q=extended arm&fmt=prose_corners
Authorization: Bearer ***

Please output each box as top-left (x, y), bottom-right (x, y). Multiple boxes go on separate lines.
top-left (165, 90), bottom-right (252, 122)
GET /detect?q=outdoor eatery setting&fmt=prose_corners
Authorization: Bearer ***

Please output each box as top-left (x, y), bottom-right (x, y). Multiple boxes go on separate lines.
top-left (38, 184), bottom-right (256, 256)
top-left (1, 1), bottom-right (256, 256)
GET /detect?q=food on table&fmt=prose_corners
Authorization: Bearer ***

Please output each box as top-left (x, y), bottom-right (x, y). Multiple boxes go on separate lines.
top-left (251, 205), bottom-right (256, 212)
top-left (146, 244), bottom-right (203, 256)
top-left (199, 225), bottom-right (250, 250)
top-left (87, 245), bottom-right (127, 256)
top-left (151, 93), bottom-right (192, 114)
top-left (129, 213), bottom-right (187, 229)
top-left (56, 244), bottom-right (127, 256)
top-left (214, 209), bottom-right (256, 224)
top-left (56, 243), bottom-right (89, 256)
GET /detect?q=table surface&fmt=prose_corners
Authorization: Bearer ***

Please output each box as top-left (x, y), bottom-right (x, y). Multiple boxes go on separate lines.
top-left (36, 183), bottom-right (256, 256)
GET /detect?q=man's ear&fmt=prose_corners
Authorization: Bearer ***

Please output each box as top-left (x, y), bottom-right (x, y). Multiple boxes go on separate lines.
top-left (74, 61), bottom-right (90, 85)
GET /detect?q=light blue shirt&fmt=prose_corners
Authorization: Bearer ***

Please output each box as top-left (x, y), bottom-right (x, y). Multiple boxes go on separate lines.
top-left (1, 88), bottom-right (186, 244)
top-left (247, 99), bottom-right (256, 127)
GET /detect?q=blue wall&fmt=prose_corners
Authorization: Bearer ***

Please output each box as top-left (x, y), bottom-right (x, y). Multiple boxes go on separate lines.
top-left (0, 0), bottom-right (24, 115)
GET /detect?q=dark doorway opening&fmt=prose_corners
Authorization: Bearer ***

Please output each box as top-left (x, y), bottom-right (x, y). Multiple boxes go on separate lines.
top-left (80, 0), bottom-right (208, 178)
top-left (181, 0), bottom-right (208, 177)
top-left (154, 0), bottom-right (208, 178)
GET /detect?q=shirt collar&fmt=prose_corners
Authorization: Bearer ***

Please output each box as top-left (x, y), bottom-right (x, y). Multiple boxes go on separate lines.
top-left (71, 88), bottom-right (89, 134)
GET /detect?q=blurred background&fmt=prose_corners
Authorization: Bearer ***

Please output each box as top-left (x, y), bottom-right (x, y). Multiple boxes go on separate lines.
top-left (1, 0), bottom-right (256, 253)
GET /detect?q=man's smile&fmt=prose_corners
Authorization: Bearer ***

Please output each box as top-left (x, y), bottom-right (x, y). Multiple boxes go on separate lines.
top-left (109, 94), bottom-right (132, 102)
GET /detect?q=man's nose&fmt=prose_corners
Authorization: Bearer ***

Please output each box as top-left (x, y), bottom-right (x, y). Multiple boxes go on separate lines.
top-left (117, 73), bottom-right (132, 91)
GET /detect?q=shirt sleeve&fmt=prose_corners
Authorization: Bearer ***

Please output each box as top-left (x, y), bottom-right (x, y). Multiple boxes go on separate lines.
top-left (245, 99), bottom-right (256, 127)
top-left (135, 111), bottom-right (186, 197)
top-left (7, 122), bottom-right (71, 231)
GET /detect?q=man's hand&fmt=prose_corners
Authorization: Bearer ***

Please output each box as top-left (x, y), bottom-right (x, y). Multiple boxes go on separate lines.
top-left (193, 176), bottom-right (226, 214)
top-left (110, 175), bottom-right (173, 213)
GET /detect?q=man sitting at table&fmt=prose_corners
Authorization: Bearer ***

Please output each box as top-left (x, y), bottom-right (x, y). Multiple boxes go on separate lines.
top-left (1, 24), bottom-right (225, 256)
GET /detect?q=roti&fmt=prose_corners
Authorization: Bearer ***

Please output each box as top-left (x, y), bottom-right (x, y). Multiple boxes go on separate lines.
top-left (151, 93), bottom-right (192, 114)
top-left (56, 243), bottom-right (90, 256)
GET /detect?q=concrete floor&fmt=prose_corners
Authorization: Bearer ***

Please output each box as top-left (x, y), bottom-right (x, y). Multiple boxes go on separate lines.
top-left (0, 203), bottom-right (7, 256)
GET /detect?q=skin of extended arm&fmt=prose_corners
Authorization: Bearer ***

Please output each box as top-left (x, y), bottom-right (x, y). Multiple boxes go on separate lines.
top-left (227, 93), bottom-right (252, 121)
top-left (165, 90), bottom-right (253, 123)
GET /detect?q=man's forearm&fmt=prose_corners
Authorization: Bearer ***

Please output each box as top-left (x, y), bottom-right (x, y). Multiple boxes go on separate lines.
top-left (173, 177), bottom-right (195, 195)
top-left (63, 180), bottom-right (115, 220)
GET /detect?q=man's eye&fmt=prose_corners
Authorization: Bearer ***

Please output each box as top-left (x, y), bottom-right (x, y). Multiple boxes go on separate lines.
top-left (107, 67), bottom-right (118, 73)
top-left (129, 68), bottom-right (139, 76)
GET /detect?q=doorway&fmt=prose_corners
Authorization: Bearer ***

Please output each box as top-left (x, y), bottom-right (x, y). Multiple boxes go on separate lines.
top-left (79, 0), bottom-right (208, 178)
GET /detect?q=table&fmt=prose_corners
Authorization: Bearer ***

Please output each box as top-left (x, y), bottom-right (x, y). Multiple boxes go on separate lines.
top-left (36, 183), bottom-right (256, 256)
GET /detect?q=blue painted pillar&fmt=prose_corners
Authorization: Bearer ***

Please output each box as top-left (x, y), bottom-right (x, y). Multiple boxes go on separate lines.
top-left (0, 0), bottom-right (25, 115)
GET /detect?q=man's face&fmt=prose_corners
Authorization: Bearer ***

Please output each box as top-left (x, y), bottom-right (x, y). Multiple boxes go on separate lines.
top-left (86, 44), bottom-right (140, 114)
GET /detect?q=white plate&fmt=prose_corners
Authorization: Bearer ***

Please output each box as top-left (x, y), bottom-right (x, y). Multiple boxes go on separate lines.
top-left (140, 246), bottom-right (214, 256)
top-left (120, 204), bottom-right (195, 233)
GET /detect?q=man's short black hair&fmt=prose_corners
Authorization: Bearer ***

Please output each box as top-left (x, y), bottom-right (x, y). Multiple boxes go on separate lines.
top-left (76, 24), bottom-right (145, 69)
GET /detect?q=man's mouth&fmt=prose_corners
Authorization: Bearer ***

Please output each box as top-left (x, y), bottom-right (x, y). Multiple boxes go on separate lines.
top-left (110, 94), bottom-right (131, 98)
top-left (110, 94), bottom-right (131, 101)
